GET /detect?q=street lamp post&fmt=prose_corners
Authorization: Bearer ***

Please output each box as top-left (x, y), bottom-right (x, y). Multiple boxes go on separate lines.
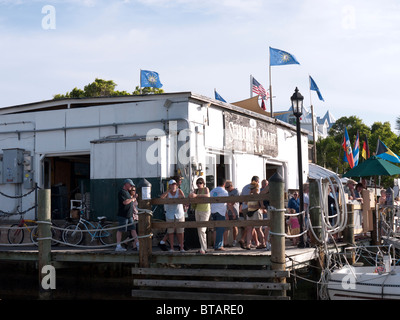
top-left (291, 87), bottom-right (306, 248)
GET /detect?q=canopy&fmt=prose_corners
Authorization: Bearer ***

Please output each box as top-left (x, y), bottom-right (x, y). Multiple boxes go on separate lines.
top-left (343, 156), bottom-right (400, 178)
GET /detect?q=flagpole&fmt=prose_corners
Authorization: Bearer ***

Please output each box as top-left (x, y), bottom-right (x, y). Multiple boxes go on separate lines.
top-left (269, 60), bottom-right (273, 118)
top-left (140, 69), bottom-right (142, 94)
top-left (309, 75), bottom-right (317, 163)
top-left (250, 75), bottom-right (253, 98)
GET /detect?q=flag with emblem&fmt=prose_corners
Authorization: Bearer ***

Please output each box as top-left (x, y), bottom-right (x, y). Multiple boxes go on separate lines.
top-left (269, 47), bottom-right (300, 66)
top-left (140, 70), bottom-right (163, 88)
top-left (342, 127), bottom-right (355, 168)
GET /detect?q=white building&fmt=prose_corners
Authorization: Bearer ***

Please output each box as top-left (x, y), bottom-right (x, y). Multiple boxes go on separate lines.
top-left (275, 107), bottom-right (336, 141)
top-left (0, 92), bottom-right (309, 220)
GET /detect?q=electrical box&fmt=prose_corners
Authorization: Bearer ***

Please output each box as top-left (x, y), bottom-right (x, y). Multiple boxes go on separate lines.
top-left (2, 148), bottom-right (24, 184)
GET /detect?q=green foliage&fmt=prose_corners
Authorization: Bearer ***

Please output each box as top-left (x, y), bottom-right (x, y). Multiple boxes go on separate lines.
top-left (53, 78), bottom-right (164, 100)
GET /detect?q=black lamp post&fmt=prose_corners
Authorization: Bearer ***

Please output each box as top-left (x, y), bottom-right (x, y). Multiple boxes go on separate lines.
top-left (291, 87), bottom-right (306, 248)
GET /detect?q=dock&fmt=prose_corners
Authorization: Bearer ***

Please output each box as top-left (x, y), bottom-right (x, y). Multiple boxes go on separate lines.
top-left (0, 176), bottom-right (365, 300)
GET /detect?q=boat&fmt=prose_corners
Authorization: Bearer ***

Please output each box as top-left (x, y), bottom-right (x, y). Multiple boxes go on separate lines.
top-left (327, 245), bottom-right (400, 300)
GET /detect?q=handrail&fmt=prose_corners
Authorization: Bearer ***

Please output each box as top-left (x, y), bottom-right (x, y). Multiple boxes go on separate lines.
top-left (151, 193), bottom-right (269, 205)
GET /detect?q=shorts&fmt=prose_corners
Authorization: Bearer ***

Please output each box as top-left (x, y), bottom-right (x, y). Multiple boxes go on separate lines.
top-left (226, 210), bottom-right (238, 230)
top-left (117, 216), bottom-right (136, 232)
top-left (166, 216), bottom-right (185, 234)
top-left (246, 209), bottom-right (263, 221)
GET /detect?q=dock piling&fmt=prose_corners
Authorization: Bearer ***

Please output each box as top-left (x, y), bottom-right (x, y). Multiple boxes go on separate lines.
top-left (269, 172), bottom-right (286, 297)
top-left (38, 188), bottom-right (52, 300)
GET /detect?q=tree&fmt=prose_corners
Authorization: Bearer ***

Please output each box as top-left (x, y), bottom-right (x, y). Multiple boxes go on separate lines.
top-left (53, 78), bottom-right (164, 99)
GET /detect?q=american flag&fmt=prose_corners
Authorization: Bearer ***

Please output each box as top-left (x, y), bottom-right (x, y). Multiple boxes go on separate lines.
top-left (252, 77), bottom-right (269, 100)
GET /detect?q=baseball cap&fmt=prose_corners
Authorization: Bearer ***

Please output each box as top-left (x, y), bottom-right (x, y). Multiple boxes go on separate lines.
top-left (123, 179), bottom-right (135, 186)
top-left (168, 179), bottom-right (177, 185)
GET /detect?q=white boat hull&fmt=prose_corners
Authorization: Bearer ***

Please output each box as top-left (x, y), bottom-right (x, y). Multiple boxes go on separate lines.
top-left (328, 265), bottom-right (400, 300)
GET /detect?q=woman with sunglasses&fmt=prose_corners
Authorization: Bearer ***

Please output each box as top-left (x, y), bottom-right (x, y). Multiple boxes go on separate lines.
top-left (189, 177), bottom-right (210, 254)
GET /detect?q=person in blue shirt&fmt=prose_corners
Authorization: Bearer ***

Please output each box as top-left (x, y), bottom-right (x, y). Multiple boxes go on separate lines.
top-left (210, 177), bottom-right (228, 251)
top-left (288, 191), bottom-right (300, 213)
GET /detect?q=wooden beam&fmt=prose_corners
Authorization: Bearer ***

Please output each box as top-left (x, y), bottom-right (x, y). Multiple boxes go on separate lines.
top-left (134, 279), bottom-right (291, 290)
top-left (151, 219), bottom-right (270, 229)
top-left (131, 290), bottom-right (290, 300)
top-left (132, 267), bottom-right (289, 278)
top-left (151, 193), bottom-right (269, 205)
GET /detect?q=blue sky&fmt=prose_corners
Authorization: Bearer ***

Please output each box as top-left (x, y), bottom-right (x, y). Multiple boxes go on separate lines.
top-left (0, 0), bottom-right (399, 131)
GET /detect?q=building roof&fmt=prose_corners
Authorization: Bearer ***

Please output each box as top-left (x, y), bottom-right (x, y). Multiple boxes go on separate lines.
top-left (0, 91), bottom-right (308, 135)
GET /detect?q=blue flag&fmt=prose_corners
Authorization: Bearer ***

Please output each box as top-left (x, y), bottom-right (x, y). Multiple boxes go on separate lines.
top-left (269, 47), bottom-right (300, 66)
top-left (140, 70), bottom-right (163, 88)
top-left (309, 75), bottom-right (325, 102)
top-left (214, 90), bottom-right (226, 102)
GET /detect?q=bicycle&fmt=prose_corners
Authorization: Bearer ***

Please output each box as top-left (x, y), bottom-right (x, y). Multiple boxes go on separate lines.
top-left (7, 215), bottom-right (57, 246)
top-left (62, 212), bottom-right (114, 246)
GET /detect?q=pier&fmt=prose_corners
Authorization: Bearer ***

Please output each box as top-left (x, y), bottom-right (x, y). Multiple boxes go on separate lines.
top-left (0, 174), bottom-right (370, 300)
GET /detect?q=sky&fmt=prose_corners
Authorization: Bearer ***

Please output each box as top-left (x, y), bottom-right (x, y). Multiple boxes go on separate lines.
top-left (0, 0), bottom-right (399, 131)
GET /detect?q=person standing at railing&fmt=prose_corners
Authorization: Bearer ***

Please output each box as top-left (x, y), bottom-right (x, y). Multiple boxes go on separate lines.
top-left (224, 180), bottom-right (239, 247)
top-left (160, 179), bottom-right (186, 252)
top-left (116, 179), bottom-right (139, 252)
top-left (210, 177), bottom-right (228, 251)
top-left (189, 177), bottom-right (210, 254)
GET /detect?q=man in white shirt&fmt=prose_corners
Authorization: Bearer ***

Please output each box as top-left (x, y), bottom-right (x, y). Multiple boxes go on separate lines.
top-left (210, 177), bottom-right (228, 251)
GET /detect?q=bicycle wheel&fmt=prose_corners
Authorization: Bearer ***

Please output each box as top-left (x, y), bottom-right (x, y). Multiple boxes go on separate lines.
top-left (99, 223), bottom-right (115, 245)
top-left (30, 226), bottom-right (57, 246)
top-left (62, 224), bottom-right (83, 245)
top-left (8, 224), bottom-right (24, 244)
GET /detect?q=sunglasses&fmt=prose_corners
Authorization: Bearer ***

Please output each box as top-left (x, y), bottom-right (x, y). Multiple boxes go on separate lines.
top-left (196, 182), bottom-right (204, 185)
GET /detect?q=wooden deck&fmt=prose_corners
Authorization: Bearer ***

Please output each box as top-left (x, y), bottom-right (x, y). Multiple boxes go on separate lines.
top-left (0, 241), bottom-right (325, 270)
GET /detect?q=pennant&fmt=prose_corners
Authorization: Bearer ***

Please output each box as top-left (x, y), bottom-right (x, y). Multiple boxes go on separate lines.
top-left (361, 134), bottom-right (370, 160)
top-left (376, 139), bottom-right (400, 163)
top-left (353, 131), bottom-right (359, 166)
top-left (261, 99), bottom-right (266, 111)
top-left (214, 90), bottom-right (226, 103)
top-left (342, 127), bottom-right (355, 168)
top-left (140, 70), bottom-right (163, 88)
top-left (309, 75), bottom-right (325, 102)
top-left (269, 47), bottom-right (300, 66)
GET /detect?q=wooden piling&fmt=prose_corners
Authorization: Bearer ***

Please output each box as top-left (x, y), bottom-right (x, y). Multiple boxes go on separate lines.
top-left (309, 179), bottom-right (322, 245)
top-left (344, 204), bottom-right (355, 265)
top-left (269, 172), bottom-right (286, 297)
top-left (137, 178), bottom-right (153, 268)
top-left (38, 188), bottom-right (52, 300)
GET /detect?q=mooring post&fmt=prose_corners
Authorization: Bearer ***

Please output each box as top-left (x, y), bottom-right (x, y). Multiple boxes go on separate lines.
top-left (269, 172), bottom-right (286, 296)
top-left (309, 179), bottom-right (322, 245)
top-left (344, 204), bottom-right (355, 245)
top-left (309, 179), bottom-right (325, 273)
top-left (344, 203), bottom-right (355, 264)
top-left (137, 178), bottom-right (153, 268)
top-left (38, 188), bottom-right (52, 300)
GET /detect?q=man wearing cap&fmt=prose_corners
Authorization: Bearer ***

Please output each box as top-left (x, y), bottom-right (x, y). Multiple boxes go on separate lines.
top-left (115, 179), bottom-right (139, 252)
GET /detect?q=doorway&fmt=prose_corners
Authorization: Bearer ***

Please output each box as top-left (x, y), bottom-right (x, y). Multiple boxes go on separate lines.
top-left (43, 154), bottom-right (90, 219)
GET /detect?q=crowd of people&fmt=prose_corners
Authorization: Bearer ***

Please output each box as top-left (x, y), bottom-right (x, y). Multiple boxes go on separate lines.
top-left (112, 174), bottom-right (400, 252)
top-left (115, 175), bottom-right (310, 253)
top-left (156, 175), bottom-right (272, 253)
